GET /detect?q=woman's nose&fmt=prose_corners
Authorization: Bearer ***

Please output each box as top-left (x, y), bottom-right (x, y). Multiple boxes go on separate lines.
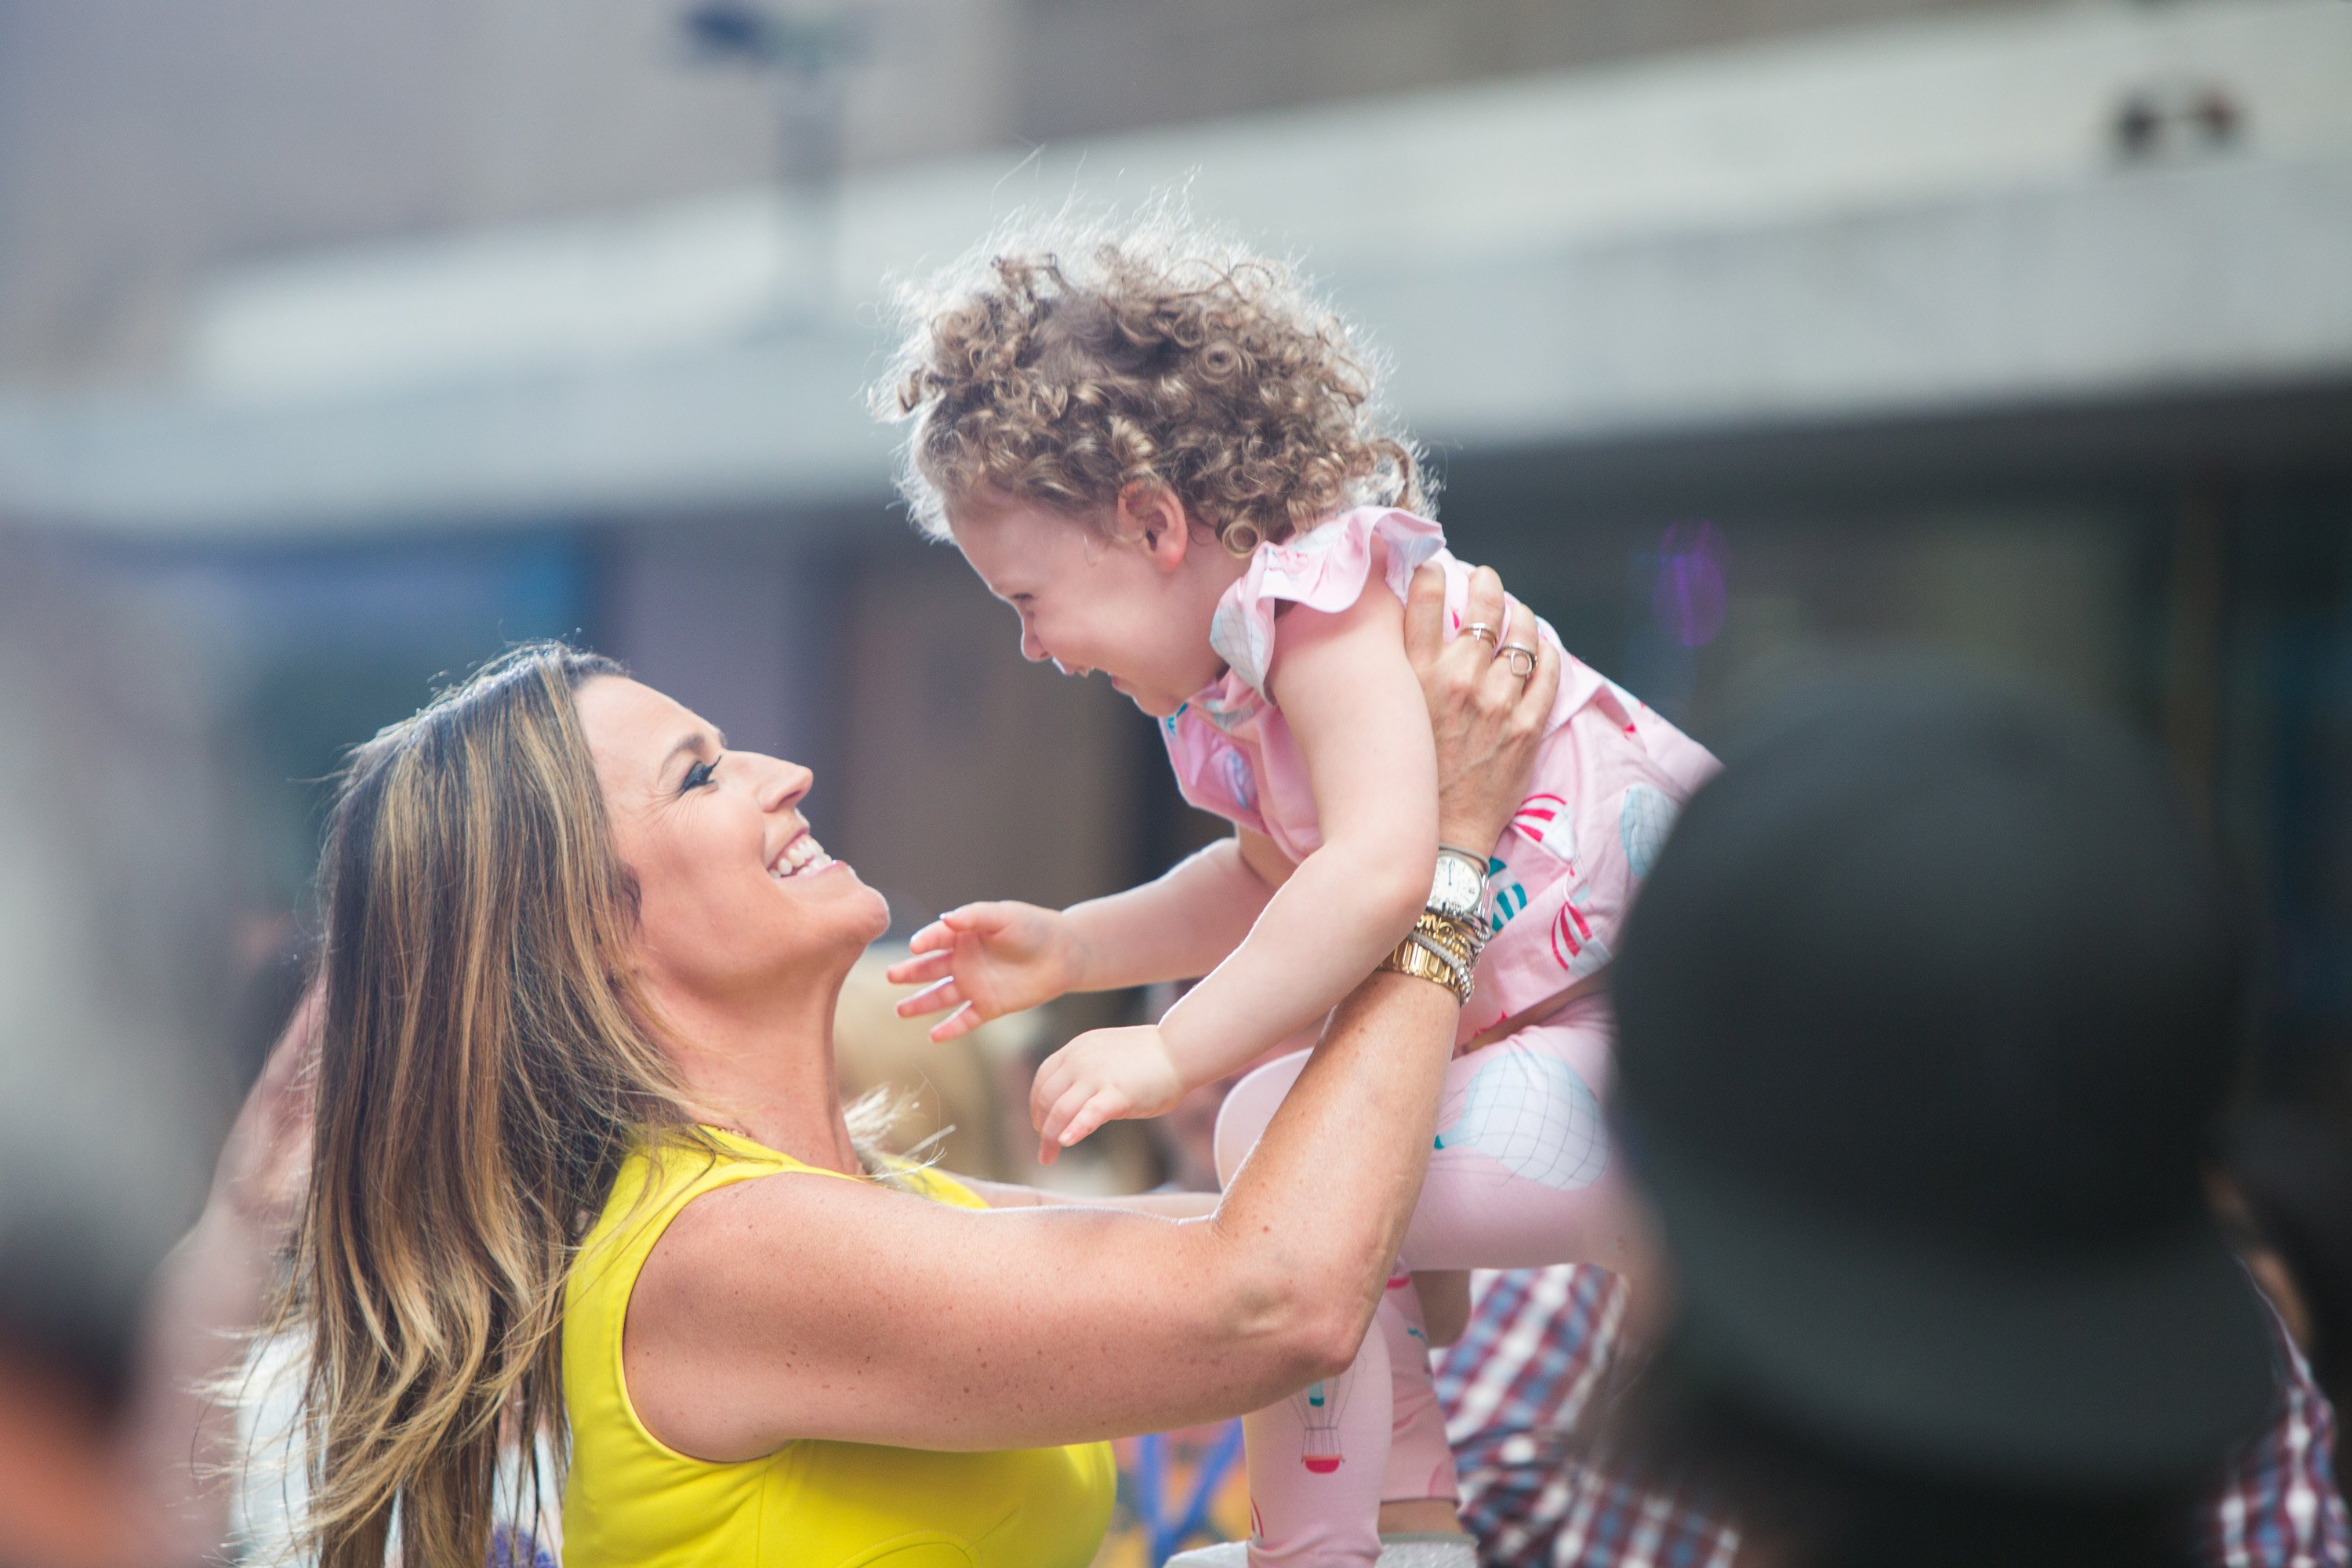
top-left (1018, 626), bottom-right (1049, 664)
top-left (756, 755), bottom-right (813, 811)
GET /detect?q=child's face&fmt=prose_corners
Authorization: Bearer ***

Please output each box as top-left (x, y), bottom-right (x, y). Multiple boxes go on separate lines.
top-left (946, 492), bottom-right (1239, 718)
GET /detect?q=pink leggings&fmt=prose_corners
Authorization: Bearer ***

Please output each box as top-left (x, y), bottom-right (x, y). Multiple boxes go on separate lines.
top-left (1211, 996), bottom-right (1642, 1566)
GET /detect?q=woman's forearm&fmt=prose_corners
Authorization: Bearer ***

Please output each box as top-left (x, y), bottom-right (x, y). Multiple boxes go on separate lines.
top-left (121, 1203), bottom-right (281, 1564)
top-left (1200, 972), bottom-right (1459, 1364)
top-left (1062, 838), bottom-right (1274, 991)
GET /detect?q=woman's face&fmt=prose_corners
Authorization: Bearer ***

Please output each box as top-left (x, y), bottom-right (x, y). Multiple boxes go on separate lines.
top-left (576, 676), bottom-right (888, 1002)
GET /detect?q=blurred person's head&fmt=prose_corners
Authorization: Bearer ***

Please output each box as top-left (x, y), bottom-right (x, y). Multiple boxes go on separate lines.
top-left (1610, 672), bottom-right (2275, 1567)
top-left (0, 532), bottom-right (237, 1565)
top-left (875, 212), bottom-right (1426, 718)
top-left (288, 647), bottom-right (896, 1568)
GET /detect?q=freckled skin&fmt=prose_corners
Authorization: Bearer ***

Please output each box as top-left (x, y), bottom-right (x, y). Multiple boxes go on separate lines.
top-left (578, 565), bottom-right (1548, 1495)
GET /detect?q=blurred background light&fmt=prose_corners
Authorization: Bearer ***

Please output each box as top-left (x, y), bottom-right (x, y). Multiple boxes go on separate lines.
top-left (0, 0), bottom-right (2347, 1232)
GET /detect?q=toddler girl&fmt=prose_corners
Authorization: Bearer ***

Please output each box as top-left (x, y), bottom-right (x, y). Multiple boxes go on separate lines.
top-left (877, 222), bottom-right (1717, 1566)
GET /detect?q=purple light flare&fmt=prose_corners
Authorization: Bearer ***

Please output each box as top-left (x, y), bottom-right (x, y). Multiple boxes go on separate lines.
top-left (1651, 522), bottom-right (1727, 648)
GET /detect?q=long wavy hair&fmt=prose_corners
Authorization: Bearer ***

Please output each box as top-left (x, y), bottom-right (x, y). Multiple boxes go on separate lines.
top-left (278, 643), bottom-right (698, 1568)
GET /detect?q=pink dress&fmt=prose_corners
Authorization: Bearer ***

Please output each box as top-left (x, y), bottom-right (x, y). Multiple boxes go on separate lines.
top-left (1160, 506), bottom-right (1719, 1042)
top-left (1182, 509), bottom-right (1719, 1565)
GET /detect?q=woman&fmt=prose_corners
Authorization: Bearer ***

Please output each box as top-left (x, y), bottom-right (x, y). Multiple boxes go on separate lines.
top-left (282, 564), bottom-right (1559, 1568)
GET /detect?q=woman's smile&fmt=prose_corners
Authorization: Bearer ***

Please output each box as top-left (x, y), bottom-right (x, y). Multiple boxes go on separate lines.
top-left (768, 828), bottom-right (837, 882)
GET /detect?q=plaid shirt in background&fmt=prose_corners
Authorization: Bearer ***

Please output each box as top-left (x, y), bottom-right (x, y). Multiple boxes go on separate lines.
top-left (1433, 1266), bottom-right (2352, 1568)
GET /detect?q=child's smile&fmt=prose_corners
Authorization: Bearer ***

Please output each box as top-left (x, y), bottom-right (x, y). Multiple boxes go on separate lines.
top-left (944, 489), bottom-right (1246, 719)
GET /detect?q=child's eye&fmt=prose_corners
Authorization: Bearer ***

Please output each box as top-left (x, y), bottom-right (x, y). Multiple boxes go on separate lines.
top-left (681, 759), bottom-right (719, 793)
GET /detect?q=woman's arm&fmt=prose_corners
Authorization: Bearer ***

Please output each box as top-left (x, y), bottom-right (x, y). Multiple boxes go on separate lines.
top-left (631, 971), bottom-right (1461, 1457)
top-left (627, 564), bottom-right (1555, 1458)
top-left (121, 988), bottom-right (318, 1565)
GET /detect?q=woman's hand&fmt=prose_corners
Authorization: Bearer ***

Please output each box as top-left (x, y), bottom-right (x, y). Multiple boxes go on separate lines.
top-left (886, 901), bottom-right (1085, 1041)
top-left (1404, 563), bottom-right (1561, 852)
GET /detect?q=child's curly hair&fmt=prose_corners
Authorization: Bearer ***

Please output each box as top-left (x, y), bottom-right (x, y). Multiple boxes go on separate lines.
top-left (875, 214), bottom-right (1428, 556)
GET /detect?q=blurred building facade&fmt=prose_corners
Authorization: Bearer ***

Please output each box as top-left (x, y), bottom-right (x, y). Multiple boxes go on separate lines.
top-left (2, 0), bottom-right (2348, 1087)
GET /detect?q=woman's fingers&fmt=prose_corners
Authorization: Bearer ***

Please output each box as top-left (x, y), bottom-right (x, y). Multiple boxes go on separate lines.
top-left (1460, 565), bottom-right (1506, 646)
top-left (1486, 595), bottom-right (1535, 702)
top-left (1519, 619), bottom-right (1563, 728)
top-left (1404, 562), bottom-right (1447, 666)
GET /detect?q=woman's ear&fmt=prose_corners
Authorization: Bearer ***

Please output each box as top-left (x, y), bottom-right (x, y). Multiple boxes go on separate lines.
top-left (1116, 484), bottom-right (1192, 574)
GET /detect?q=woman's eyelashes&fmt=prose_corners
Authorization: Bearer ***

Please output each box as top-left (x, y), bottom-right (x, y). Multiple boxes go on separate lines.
top-left (681, 757), bottom-right (720, 793)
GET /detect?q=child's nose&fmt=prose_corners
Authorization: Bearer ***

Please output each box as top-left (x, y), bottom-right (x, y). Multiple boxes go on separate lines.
top-left (1018, 626), bottom-right (1049, 663)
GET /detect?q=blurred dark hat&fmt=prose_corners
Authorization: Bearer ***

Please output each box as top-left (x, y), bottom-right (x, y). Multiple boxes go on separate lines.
top-left (1613, 672), bottom-right (2274, 1486)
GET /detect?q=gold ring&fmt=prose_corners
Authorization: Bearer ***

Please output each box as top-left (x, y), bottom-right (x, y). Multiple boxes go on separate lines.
top-left (1499, 644), bottom-right (1538, 680)
top-left (1461, 622), bottom-right (1499, 648)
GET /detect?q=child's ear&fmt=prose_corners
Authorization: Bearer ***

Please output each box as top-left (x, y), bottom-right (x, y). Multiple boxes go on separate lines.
top-left (1118, 484), bottom-right (1192, 574)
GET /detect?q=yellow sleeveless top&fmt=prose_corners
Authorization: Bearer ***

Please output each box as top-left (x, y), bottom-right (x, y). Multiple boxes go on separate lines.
top-left (562, 1127), bottom-right (1116, 1568)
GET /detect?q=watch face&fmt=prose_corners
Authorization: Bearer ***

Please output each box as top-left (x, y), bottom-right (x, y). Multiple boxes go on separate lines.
top-left (1433, 854), bottom-right (1484, 913)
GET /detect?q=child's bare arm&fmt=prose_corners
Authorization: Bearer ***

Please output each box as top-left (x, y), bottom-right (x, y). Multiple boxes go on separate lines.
top-left (888, 831), bottom-right (1278, 1040)
top-left (1154, 580), bottom-right (1439, 1086)
top-left (1063, 831), bottom-right (1282, 989)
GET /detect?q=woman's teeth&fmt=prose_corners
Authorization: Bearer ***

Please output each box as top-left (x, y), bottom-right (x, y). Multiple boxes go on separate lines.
top-left (771, 836), bottom-right (833, 880)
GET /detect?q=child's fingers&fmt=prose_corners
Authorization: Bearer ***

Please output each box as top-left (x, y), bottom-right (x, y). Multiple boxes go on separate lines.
top-left (1036, 1078), bottom-right (1098, 1151)
top-left (894, 976), bottom-right (960, 1018)
top-left (1056, 1091), bottom-right (1128, 1150)
top-left (905, 919), bottom-right (958, 953)
top-left (884, 949), bottom-right (953, 987)
top-left (927, 1001), bottom-right (983, 1043)
top-left (1029, 1051), bottom-right (1071, 1132)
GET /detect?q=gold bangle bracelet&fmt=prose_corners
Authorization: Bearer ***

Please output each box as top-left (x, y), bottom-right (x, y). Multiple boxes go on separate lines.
top-left (1380, 930), bottom-right (1474, 1004)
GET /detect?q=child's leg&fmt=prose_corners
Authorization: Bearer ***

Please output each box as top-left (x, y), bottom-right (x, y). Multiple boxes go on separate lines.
top-left (1210, 1007), bottom-right (1639, 1563)
top-left (1213, 1000), bottom-right (1646, 1279)
top-left (1399, 999), bottom-right (1648, 1279)
top-left (1218, 1054), bottom-right (1387, 1565)
top-left (1378, 1276), bottom-right (1461, 1508)
top-left (1236, 1294), bottom-right (1392, 1566)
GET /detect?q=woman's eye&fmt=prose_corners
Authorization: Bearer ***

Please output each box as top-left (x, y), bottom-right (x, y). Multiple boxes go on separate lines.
top-left (681, 759), bottom-right (718, 793)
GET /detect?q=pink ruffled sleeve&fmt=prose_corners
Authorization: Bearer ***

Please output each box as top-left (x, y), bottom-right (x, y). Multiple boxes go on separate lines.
top-left (1207, 509), bottom-right (1448, 699)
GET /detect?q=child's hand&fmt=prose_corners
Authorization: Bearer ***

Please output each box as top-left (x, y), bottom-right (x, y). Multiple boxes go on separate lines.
top-left (1029, 1024), bottom-right (1186, 1164)
top-left (886, 902), bottom-right (1083, 1042)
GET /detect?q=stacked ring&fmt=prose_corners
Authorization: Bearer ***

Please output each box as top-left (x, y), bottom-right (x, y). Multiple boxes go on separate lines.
top-left (1462, 622), bottom-right (1500, 648)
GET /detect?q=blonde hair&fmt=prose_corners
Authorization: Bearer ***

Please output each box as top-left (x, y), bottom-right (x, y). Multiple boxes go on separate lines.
top-left (276, 644), bottom-right (678, 1568)
top-left (877, 212), bottom-right (1428, 556)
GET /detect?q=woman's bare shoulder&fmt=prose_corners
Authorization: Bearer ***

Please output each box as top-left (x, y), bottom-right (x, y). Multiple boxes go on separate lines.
top-left (638, 1165), bottom-right (940, 1311)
